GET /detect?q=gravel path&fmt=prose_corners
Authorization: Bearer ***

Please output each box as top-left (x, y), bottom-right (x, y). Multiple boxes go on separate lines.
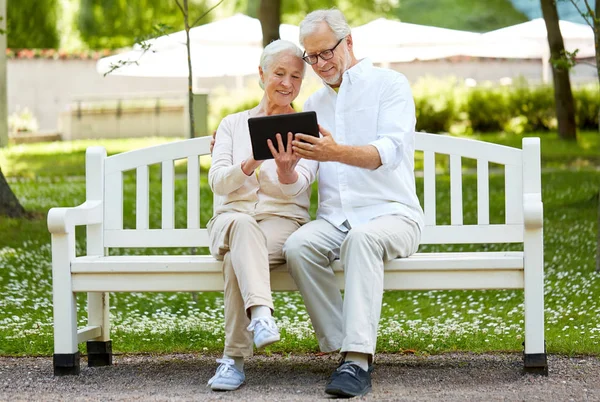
top-left (1, 352), bottom-right (599, 401)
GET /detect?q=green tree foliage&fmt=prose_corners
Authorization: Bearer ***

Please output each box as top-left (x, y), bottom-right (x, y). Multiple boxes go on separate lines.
top-left (78, 0), bottom-right (211, 49)
top-left (232, 0), bottom-right (398, 26)
top-left (393, 0), bottom-right (528, 32)
top-left (7, 0), bottom-right (59, 48)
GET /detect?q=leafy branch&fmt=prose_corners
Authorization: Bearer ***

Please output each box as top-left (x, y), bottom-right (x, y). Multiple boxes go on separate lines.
top-left (103, 23), bottom-right (172, 77)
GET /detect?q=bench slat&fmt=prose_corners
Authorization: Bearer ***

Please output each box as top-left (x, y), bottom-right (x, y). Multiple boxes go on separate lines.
top-left (421, 224), bottom-right (523, 243)
top-left (187, 156), bottom-right (200, 229)
top-left (72, 270), bottom-right (524, 292)
top-left (424, 150), bottom-right (436, 226)
top-left (450, 155), bottom-right (463, 225)
top-left (136, 166), bottom-right (149, 230)
top-left (416, 133), bottom-right (522, 166)
top-left (104, 228), bottom-right (209, 247)
top-left (104, 137), bottom-right (211, 175)
top-left (477, 159), bottom-right (489, 225)
top-left (161, 161), bottom-right (175, 229)
top-left (101, 224), bottom-right (523, 248)
top-left (71, 251), bottom-right (523, 273)
top-left (71, 252), bottom-right (524, 292)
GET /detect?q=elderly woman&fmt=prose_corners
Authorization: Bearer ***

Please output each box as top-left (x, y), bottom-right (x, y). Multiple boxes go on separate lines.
top-left (207, 39), bottom-right (317, 391)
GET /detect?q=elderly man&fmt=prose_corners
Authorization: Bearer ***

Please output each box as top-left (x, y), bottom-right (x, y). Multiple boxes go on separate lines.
top-left (283, 9), bottom-right (424, 398)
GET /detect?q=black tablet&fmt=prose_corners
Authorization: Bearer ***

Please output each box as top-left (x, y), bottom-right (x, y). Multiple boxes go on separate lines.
top-left (247, 111), bottom-right (319, 160)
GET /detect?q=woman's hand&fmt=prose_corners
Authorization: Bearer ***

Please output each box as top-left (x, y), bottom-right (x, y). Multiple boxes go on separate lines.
top-left (268, 132), bottom-right (299, 184)
top-left (241, 157), bottom-right (263, 176)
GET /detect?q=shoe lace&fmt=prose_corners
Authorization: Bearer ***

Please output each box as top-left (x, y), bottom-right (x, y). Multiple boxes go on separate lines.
top-left (337, 362), bottom-right (361, 377)
top-left (207, 358), bottom-right (236, 385)
top-left (246, 316), bottom-right (277, 333)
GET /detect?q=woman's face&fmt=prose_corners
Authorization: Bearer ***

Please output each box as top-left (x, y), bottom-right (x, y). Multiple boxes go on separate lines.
top-left (260, 52), bottom-right (304, 107)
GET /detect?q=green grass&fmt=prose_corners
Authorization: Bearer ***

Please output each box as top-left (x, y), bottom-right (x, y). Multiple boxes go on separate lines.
top-left (0, 133), bottom-right (598, 356)
top-left (0, 137), bottom-right (182, 179)
top-left (469, 131), bottom-right (600, 169)
top-left (395, 0), bottom-right (528, 32)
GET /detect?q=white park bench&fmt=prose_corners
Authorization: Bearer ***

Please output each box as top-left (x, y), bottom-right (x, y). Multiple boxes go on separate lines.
top-left (47, 133), bottom-right (546, 376)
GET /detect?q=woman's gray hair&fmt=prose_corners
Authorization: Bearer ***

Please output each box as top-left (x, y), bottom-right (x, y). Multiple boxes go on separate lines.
top-left (258, 39), bottom-right (305, 89)
top-left (299, 9), bottom-right (351, 46)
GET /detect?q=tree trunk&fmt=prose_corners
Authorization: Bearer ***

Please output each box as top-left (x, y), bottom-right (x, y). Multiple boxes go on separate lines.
top-left (0, 168), bottom-right (26, 218)
top-left (258, 0), bottom-right (281, 48)
top-left (540, 0), bottom-right (577, 141)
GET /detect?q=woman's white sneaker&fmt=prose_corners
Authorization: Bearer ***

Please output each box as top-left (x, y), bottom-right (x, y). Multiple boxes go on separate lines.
top-left (207, 358), bottom-right (245, 391)
top-left (246, 316), bottom-right (280, 349)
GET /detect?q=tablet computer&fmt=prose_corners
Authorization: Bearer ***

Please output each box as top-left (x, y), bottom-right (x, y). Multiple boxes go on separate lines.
top-left (247, 111), bottom-right (319, 160)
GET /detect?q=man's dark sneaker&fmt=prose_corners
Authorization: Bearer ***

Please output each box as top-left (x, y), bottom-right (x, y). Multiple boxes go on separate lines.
top-left (325, 361), bottom-right (372, 398)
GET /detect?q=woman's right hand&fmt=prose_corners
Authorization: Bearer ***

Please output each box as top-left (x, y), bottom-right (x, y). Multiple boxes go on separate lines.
top-left (268, 132), bottom-right (299, 184)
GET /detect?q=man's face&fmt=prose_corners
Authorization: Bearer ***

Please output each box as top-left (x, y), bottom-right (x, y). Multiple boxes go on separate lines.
top-left (302, 22), bottom-right (351, 87)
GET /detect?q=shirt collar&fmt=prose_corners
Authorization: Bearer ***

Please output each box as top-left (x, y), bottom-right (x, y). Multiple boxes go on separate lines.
top-left (344, 58), bottom-right (373, 84)
top-left (324, 58), bottom-right (373, 94)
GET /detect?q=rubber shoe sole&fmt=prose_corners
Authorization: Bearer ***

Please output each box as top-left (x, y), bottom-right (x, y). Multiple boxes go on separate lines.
top-left (325, 384), bottom-right (372, 398)
top-left (255, 332), bottom-right (280, 349)
top-left (210, 382), bottom-right (244, 392)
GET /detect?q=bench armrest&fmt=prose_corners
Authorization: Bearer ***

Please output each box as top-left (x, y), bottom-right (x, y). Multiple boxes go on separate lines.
top-left (47, 200), bottom-right (103, 234)
top-left (523, 194), bottom-right (543, 230)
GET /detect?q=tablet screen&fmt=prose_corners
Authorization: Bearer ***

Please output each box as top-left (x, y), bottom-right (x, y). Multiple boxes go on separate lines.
top-left (247, 111), bottom-right (319, 160)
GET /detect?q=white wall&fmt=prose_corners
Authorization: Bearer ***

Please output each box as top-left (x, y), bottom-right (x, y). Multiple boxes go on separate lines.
top-left (9, 59), bottom-right (188, 131)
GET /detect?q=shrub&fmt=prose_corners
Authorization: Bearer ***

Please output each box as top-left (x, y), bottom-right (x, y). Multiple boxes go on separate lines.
top-left (573, 86), bottom-right (600, 131)
top-left (215, 98), bottom-right (261, 124)
top-left (506, 85), bottom-right (556, 132)
top-left (412, 76), bottom-right (463, 134)
top-left (465, 86), bottom-right (509, 132)
top-left (415, 97), bottom-right (456, 133)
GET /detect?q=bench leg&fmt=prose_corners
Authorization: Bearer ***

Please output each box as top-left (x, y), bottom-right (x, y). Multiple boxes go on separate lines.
top-left (52, 232), bottom-right (80, 376)
top-left (523, 342), bottom-right (548, 375)
top-left (54, 352), bottom-right (81, 376)
top-left (87, 340), bottom-right (112, 367)
top-left (523, 227), bottom-right (547, 375)
top-left (87, 292), bottom-right (112, 367)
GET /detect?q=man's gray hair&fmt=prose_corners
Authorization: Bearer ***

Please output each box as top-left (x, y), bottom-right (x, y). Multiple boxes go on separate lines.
top-left (259, 39), bottom-right (305, 89)
top-left (299, 9), bottom-right (351, 46)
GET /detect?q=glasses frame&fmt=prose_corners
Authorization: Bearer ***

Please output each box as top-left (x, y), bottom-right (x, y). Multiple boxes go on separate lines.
top-left (302, 37), bottom-right (345, 65)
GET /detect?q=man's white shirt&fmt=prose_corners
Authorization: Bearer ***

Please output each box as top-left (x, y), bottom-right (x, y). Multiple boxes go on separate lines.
top-left (303, 59), bottom-right (424, 232)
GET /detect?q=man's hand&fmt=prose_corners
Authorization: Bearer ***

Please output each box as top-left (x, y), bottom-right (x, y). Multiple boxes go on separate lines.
top-left (292, 124), bottom-right (340, 162)
top-left (209, 130), bottom-right (216, 154)
top-left (268, 132), bottom-right (299, 184)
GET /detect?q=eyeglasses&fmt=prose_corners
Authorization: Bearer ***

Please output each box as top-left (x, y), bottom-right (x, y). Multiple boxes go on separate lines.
top-left (302, 37), bottom-right (345, 65)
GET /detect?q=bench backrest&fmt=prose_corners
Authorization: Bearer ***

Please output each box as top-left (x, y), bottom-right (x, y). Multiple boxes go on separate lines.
top-left (86, 133), bottom-right (540, 251)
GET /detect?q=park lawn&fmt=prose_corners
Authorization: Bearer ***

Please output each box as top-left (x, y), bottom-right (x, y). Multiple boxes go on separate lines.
top-left (0, 131), bottom-right (598, 179)
top-left (0, 166), bottom-right (598, 356)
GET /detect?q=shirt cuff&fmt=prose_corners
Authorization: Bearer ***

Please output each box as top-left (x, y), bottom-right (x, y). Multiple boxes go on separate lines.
top-left (370, 137), bottom-right (402, 170)
top-left (278, 177), bottom-right (304, 197)
top-left (230, 162), bottom-right (252, 185)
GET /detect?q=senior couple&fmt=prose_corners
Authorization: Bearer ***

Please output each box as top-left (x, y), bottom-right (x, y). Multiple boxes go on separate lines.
top-left (207, 8), bottom-right (424, 398)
